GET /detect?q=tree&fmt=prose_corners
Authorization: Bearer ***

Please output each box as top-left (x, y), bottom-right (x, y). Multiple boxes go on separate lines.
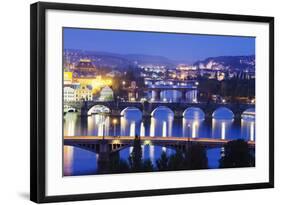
top-left (156, 151), bottom-right (169, 171)
top-left (167, 151), bottom-right (185, 170)
top-left (184, 143), bottom-right (208, 170)
top-left (142, 159), bottom-right (154, 172)
top-left (109, 152), bottom-right (130, 173)
top-left (128, 134), bottom-right (143, 172)
top-left (219, 139), bottom-right (255, 168)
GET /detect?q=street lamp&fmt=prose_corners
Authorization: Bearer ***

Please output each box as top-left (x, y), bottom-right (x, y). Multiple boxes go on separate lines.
top-left (113, 118), bottom-right (118, 137)
top-left (122, 81), bottom-right (126, 87)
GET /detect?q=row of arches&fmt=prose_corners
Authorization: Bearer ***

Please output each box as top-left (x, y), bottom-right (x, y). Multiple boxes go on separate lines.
top-left (85, 105), bottom-right (255, 120)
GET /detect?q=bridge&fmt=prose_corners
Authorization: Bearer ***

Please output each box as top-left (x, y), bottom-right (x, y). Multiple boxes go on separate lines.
top-left (125, 84), bottom-right (198, 102)
top-left (64, 136), bottom-right (255, 173)
top-left (64, 136), bottom-right (255, 154)
top-left (64, 100), bottom-right (254, 118)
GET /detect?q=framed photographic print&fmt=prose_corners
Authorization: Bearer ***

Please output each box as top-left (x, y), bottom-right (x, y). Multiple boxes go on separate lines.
top-left (30, 2), bottom-right (274, 203)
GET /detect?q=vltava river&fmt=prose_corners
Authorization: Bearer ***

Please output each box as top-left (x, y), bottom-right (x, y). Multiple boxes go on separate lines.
top-left (64, 106), bottom-right (255, 176)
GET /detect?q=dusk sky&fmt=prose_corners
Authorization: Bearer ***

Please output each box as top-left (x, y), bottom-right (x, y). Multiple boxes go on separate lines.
top-left (64, 28), bottom-right (255, 62)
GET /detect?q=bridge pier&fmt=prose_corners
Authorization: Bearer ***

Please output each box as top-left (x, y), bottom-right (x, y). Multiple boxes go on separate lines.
top-left (151, 90), bottom-right (161, 101)
top-left (81, 101), bottom-right (89, 116)
top-left (97, 141), bottom-right (111, 174)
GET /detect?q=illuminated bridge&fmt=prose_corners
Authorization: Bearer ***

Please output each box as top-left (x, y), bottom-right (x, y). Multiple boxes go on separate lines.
top-left (64, 136), bottom-right (255, 154)
top-left (64, 100), bottom-right (255, 118)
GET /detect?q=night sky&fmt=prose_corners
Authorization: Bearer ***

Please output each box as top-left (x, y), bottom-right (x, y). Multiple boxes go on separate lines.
top-left (64, 28), bottom-right (255, 62)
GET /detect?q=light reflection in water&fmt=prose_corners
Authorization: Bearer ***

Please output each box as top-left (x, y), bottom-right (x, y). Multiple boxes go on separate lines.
top-left (64, 113), bottom-right (77, 136)
top-left (183, 119), bottom-right (203, 138)
top-left (162, 121), bottom-right (167, 137)
top-left (212, 119), bottom-right (233, 139)
top-left (150, 118), bottom-right (155, 137)
top-left (63, 106), bottom-right (255, 175)
top-left (130, 122), bottom-right (136, 137)
top-left (241, 119), bottom-right (255, 141)
top-left (64, 146), bottom-right (73, 175)
top-left (140, 122), bottom-right (145, 136)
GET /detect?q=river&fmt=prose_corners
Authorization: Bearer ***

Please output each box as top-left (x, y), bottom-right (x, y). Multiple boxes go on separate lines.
top-left (63, 106), bottom-right (255, 176)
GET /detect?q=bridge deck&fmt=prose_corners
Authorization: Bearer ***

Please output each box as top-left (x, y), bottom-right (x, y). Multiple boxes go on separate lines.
top-left (64, 136), bottom-right (255, 146)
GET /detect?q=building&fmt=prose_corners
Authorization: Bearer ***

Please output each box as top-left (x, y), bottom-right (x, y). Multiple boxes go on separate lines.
top-left (64, 71), bottom-right (73, 85)
top-left (106, 70), bottom-right (122, 77)
top-left (75, 85), bottom-right (93, 101)
top-left (75, 59), bottom-right (97, 76)
top-left (64, 86), bottom-right (75, 102)
top-left (99, 86), bottom-right (114, 101)
top-left (73, 76), bottom-right (112, 92)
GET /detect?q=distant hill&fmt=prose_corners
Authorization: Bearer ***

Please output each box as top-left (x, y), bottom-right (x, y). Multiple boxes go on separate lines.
top-left (64, 49), bottom-right (178, 70)
top-left (193, 55), bottom-right (255, 72)
top-left (65, 49), bottom-right (255, 72)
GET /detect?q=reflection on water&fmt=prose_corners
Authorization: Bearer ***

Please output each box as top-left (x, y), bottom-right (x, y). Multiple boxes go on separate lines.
top-left (241, 119), bottom-right (255, 141)
top-left (64, 106), bottom-right (255, 175)
top-left (64, 145), bottom-right (98, 176)
top-left (212, 119), bottom-right (234, 140)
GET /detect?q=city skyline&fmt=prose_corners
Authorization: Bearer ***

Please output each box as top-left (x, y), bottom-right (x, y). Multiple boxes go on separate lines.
top-left (64, 28), bottom-right (255, 62)
top-left (63, 27), bottom-right (256, 176)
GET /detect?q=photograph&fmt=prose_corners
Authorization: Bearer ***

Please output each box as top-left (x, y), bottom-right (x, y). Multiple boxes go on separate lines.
top-left (63, 28), bottom-right (256, 176)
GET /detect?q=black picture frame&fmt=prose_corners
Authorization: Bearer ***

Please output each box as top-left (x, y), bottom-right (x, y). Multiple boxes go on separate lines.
top-left (30, 1), bottom-right (274, 203)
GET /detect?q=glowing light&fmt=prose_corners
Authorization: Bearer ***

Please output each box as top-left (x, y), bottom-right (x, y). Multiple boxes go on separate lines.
top-left (98, 123), bottom-right (104, 136)
top-left (144, 140), bottom-right (151, 145)
top-left (250, 121), bottom-right (255, 141)
top-left (149, 145), bottom-right (155, 161)
top-left (162, 121), bottom-right (167, 137)
top-left (192, 121), bottom-right (198, 138)
top-left (112, 139), bottom-right (120, 144)
top-left (63, 146), bottom-right (73, 175)
top-left (221, 122), bottom-right (226, 140)
top-left (64, 72), bottom-right (73, 82)
top-left (140, 122), bottom-right (145, 136)
top-left (130, 122), bottom-right (136, 137)
top-left (150, 118), bottom-right (155, 137)
top-left (112, 118), bottom-right (118, 124)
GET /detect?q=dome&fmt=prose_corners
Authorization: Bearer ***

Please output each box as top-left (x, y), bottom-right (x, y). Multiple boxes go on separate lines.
top-left (242, 108), bottom-right (255, 120)
top-left (100, 86), bottom-right (113, 93)
top-left (183, 107), bottom-right (205, 120)
top-left (151, 106), bottom-right (174, 119)
top-left (212, 107), bottom-right (234, 119)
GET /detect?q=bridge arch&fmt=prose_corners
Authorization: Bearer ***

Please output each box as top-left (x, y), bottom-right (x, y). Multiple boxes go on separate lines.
top-left (88, 105), bottom-right (111, 115)
top-left (64, 105), bottom-right (77, 113)
top-left (151, 106), bottom-right (174, 118)
top-left (212, 107), bottom-right (234, 119)
top-left (241, 108), bottom-right (255, 120)
top-left (120, 107), bottom-right (142, 119)
top-left (183, 107), bottom-right (205, 120)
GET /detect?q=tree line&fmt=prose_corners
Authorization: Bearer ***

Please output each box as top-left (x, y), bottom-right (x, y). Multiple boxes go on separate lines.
top-left (99, 135), bottom-right (255, 174)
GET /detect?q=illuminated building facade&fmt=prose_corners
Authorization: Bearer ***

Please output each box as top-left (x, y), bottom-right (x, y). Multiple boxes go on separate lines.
top-left (64, 86), bottom-right (75, 102)
top-left (75, 59), bottom-right (96, 76)
top-left (99, 86), bottom-right (114, 101)
top-left (64, 72), bottom-right (73, 85)
top-left (75, 85), bottom-right (93, 101)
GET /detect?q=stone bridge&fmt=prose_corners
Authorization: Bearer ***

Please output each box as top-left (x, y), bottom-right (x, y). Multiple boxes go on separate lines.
top-left (64, 100), bottom-right (254, 118)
